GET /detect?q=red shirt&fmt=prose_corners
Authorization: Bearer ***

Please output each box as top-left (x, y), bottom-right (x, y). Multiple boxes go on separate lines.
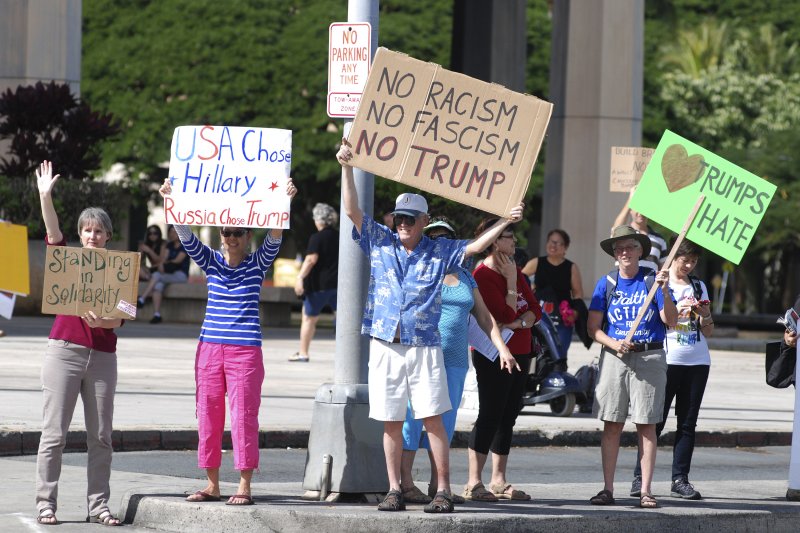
top-left (473, 263), bottom-right (541, 355)
top-left (45, 236), bottom-right (120, 353)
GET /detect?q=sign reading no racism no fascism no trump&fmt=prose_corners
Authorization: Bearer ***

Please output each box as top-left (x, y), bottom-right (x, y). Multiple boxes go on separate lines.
top-left (166, 126), bottom-right (293, 229)
top-left (629, 130), bottom-right (777, 265)
top-left (348, 48), bottom-right (553, 217)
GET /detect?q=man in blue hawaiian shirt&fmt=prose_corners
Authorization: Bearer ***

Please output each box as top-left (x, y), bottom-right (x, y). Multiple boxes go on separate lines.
top-left (337, 140), bottom-right (522, 513)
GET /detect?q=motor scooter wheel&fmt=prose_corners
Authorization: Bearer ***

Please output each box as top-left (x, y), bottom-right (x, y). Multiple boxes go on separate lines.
top-left (549, 392), bottom-right (576, 417)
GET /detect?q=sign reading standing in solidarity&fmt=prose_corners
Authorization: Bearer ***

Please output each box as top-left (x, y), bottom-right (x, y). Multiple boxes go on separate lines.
top-left (166, 126), bottom-right (292, 229)
top-left (348, 47), bottom-right (553, 218)
top-left (630, 130), bottom-right (776, 264)
top-left (328, 22), bottom-right (371, 118)
top-left (41, 247), bottom-right (141, 319)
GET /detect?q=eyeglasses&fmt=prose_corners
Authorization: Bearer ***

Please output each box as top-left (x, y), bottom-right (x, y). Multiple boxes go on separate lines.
top-left (393, 214), bottom-right (418, 227)
top-left (547, 240), bottom-right (565, 247)
top-left (498, 234), bottom-right (516, 241)
top-left (613, 245), bottom-right (640, 254)
top-left (221, 229), bottom-right (246, 238)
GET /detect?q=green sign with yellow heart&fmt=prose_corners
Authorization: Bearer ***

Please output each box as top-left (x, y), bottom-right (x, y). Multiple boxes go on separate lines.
top-left (629, 130), bottom-right (776, 264)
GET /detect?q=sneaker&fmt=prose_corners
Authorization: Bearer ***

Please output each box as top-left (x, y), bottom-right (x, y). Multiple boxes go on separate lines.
top-left (149, 315), bottom-right (162, 324)
top-left (288, 353), bottom-right (309, 362)
top-left (137, 298), bottom-right (145, 309)
top-left (671, 477), bottom-right (702, 500)
top-left (630, 476), bottom-right (642, 497)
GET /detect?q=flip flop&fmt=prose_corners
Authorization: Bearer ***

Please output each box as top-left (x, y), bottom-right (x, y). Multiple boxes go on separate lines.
top-left (186, 490), bottom-right (221, 502)
top-left (226, 494), bottom-right (254, 505)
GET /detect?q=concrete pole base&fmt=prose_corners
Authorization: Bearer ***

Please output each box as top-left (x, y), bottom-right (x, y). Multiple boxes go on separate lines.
top-left (302, 383), bottom-right (389, 494)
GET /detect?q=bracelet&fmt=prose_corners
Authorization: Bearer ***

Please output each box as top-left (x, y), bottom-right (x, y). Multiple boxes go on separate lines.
top-left (507, 289), bottom-right (517, 295)
top-left (701, 319), bottom-right (714, 327)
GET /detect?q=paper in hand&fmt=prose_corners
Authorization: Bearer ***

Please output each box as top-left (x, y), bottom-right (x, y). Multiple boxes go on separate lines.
top-left (777, 307), bottom-right (799, 334)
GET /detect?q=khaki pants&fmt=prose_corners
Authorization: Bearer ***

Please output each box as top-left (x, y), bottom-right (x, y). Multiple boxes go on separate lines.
top-left (36, 339), bottom-right (117, 516)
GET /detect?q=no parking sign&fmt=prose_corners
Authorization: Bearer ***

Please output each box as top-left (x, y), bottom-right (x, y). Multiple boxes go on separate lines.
top-left (328, 22), bottom-right (372, 118)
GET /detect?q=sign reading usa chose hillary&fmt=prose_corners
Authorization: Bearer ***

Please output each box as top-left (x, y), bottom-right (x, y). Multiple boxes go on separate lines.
top-left (166, 126), bottom-right (292, 229)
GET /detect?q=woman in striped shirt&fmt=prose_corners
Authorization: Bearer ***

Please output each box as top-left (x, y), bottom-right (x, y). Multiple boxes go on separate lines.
top-left (159, 178), bottom-right (296, 505)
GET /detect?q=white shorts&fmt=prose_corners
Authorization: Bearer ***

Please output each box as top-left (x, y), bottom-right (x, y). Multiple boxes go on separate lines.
top-left (367, 338), bottom-right (451, 422)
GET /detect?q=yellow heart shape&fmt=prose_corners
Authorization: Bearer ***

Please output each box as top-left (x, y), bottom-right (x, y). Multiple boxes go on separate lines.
top-left (661, 144), bottom-right (704, 193)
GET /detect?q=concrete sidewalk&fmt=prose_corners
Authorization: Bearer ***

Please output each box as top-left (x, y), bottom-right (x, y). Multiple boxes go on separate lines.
top-left (0, 316), bottom-right (794, 452)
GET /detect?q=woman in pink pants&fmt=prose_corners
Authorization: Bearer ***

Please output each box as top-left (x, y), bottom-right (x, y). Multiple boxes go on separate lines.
top-left (160, 178), bottom-right (297, 505)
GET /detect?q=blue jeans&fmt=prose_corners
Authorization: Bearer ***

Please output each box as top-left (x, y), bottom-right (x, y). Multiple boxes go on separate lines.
top-left (556, 324), bottom-right (573, 358)
top-left (634, 364), bottom-right (710, 480)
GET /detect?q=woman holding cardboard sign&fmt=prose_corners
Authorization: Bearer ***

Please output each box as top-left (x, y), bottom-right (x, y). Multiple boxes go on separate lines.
top-left (159, 176), bottom-right (296, 506)
top-left (35, 160), bottom-right (123, 526)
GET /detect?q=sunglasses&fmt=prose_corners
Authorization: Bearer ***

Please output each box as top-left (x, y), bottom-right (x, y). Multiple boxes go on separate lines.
top-left (428, 232), bottom-right (453, 240)
top-left (221, 229), bottom-right (246, 238)
top-left (498, 233), bottom-right (516, 241)
top-left (393, 214), bottom-right (418, 227)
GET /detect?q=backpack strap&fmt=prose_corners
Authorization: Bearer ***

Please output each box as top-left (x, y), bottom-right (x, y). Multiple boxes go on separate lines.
top-left (688, 275), bottom-right (704, 338)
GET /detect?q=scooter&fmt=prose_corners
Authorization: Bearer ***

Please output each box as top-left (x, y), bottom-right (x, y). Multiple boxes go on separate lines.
top-left (521, 313), bottom-right (584, 417)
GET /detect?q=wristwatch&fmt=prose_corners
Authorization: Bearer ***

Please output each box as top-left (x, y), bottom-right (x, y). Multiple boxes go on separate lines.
top-left (521, 319), bottom-right (528, 327)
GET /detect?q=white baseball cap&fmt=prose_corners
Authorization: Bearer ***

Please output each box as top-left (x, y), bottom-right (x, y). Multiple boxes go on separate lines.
top-left (391, 193), bottom-right (428, 217)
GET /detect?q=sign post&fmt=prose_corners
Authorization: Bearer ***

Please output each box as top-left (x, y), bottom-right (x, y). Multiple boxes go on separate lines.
top-left (327, 22), bottom-right (372, 118)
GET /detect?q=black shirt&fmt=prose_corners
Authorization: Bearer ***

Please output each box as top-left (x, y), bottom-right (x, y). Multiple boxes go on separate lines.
top-left (304, 226), bottom-right (339, 293)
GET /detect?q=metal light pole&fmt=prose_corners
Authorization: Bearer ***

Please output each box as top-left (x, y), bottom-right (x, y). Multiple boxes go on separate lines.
top-left (302, 0), bottom-right (385, 499)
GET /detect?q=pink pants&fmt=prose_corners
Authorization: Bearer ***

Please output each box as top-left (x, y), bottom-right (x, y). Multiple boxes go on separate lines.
top-left (195, 341), bottom-right (264, 470)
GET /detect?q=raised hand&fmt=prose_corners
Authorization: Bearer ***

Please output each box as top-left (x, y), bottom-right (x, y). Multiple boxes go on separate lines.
top-left (286, 178), bottom-right (297, 199)
top-left (496, 251), bottom-right (517, 280)
top-left (508, 202), bottom-right (524, 223)
top-left (336, 137), bottom-right (353, 166)
top-left (36, 161), bottom-right (61, 196)
top-left (159, 178), bottom-right (172, 198)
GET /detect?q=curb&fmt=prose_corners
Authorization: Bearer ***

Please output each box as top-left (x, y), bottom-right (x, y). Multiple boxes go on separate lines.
top-left (1, 428), bottom-right (792, 457)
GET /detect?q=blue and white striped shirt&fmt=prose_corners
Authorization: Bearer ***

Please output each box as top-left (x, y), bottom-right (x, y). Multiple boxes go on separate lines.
top-left (175, 225), bottom-right (281, 347)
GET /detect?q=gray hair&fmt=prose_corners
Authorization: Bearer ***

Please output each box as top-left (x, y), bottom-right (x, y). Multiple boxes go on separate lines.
top-left (312, 203), bottom-right (338, 227)
top-left (77, 207), bottom-right (113, 237)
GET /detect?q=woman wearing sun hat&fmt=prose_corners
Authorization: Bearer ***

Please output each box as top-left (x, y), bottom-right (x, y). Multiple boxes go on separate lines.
top-left (587, 225), bottom-right (677, 509)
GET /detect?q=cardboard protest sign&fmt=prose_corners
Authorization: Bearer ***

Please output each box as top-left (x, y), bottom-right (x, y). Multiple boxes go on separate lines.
top-left (610, 146), bottom-right (654, 192)
top-left (348, 47), bottom-right (553, 217)
top-left (41, 247), bottom-right (141, 319)
top-left (0, 223), bottom-right (30, 296)
top-left (629, 130), bottom-right (776, 264)
top-left (166, 126), bottom-right (292, 229)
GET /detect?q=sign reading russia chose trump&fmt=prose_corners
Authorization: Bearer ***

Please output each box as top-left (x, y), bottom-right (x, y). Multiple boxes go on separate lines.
top-left (166, 126), bottom-right (292, 229)
top-left (348, 48), bottom-right (552, 217)
top-left (629, 130), bottom-right (776, 264)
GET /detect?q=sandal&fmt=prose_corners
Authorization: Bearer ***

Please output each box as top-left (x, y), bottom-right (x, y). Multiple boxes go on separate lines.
top-left (289, 353), bottom-right (310, 362)
top-left (186, 490), bottom-right (221, 502)
top-left (87, 509), bottom-right (122, 526)
top-left (37, 508), bottom-right (58, 525)
top-left (226, 494), bottom-right (254, 505)
top-left (589, 489), bottom-right (615, 505)
top-left (640, 493), bottom-right (658, 509)
top-left (489, 482), bottom-right (531, 501)
top-left (402, 485), bottom-right (432, 504)
top-left (462, 481), bottom-right (498, 502)
top-left (424, 491), bottom-right (454, 513)
top-left (378, 489), bottom-right (405, 511)
top-left (428, 484), bottom-right (465, 504)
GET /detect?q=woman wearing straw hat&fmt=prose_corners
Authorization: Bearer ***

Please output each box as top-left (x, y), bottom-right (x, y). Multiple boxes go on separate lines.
top-left (587, 225), bottom-right (677, 509)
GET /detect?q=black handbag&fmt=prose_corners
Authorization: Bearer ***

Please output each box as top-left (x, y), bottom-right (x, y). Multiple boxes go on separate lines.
top-left (765, 341), bottom-right (796, 389)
